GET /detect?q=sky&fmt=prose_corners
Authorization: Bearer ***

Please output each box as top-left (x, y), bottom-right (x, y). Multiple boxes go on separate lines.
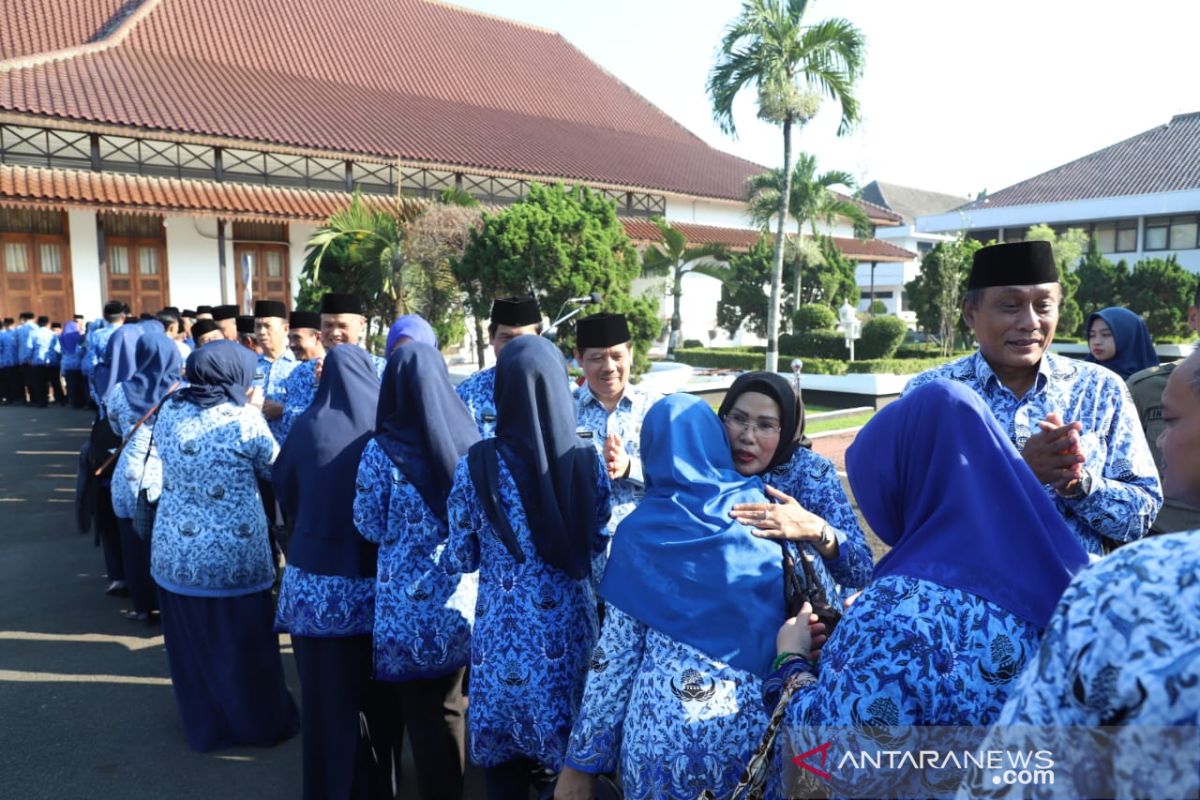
top-left (447, 0), bottom-right (1200, 200)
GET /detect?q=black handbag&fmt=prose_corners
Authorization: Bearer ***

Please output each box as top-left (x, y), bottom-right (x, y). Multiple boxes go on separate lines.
top-left (131, 423), bottom-right (157, 540)
top-left (782, 544), bottom-right (842, 635)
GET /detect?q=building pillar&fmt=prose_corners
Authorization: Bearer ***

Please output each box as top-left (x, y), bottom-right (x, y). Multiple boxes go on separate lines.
top-left (217, 218), bottom-right (228, 303)
top-left (95, 212), bottom-right (107, 305)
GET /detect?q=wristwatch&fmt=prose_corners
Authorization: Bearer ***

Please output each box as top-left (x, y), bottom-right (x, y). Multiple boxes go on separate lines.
top-left (1059, 469), bottom-right (1093, 500)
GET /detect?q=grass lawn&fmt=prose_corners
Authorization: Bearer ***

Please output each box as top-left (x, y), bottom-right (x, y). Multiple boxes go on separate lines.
top-left (806, 411), bottom-right (874, 435)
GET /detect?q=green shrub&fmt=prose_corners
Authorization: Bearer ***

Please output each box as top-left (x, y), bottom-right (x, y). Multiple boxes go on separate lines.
top-left (793, 303), bottom-right (838, 332)
top-left (846, 357), bottom-right (955, 374)
top-left (672, 348), bottom-right (847, 375)
top-left (858, 316), bottom-right (909, 360)
top-left (782, 330), bottom-right (849, 359)
top-left (868, 300), bottom-right (888, 315)
top-left (894, 343), bottom-right (973, 359)
top-left (682, 338), bottom-right (705, 349)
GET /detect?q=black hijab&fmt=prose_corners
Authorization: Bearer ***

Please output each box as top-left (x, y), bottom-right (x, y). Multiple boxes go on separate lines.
top-left (717, 371), bottom-right (807, 472)
top-left (467, 335), bottom-right (599, 580)
top-left (175, 340), bottom-right (255, 409)
top-left (375, 342), bottom-right (479, 519)
top-left (273, 345), bottom-right (381, 577)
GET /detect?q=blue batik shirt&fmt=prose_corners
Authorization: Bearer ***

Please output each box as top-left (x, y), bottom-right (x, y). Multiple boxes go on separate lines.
top-left (444, 452), bottom-right (612, 771)
top-left (764, 447), bottom-right (874, 609)
top-left (764, 575), bottom-right (1039, 799)
top-left (904, 351), bottom-right (1162, 555)
top-left (456, 367), bottom-right (498, 439)
top-left (574, 381), bottom-right (662, 580)
top-left (150, 398), bottom-right (279, 597)
top-left (353, 439), bottom-right (477, 681)
top-left (274, 566), bottom-right (375, 638)
top-left (28, 327), bottom-right (58, 366)
top-left (565, 605), bottom-right (778, 798)
top-left (83, 324), bottom-right (118, 404)
top-left (0, 329), bottom-right (14, 368)
top-left (277, 349), bottom-right (384, 442)
top-left (105, 385), bottom-right (165, 520)
top-left (257, 348), bottom-right (298, 441)
top-left (16, 321), bottom-right (37, 364)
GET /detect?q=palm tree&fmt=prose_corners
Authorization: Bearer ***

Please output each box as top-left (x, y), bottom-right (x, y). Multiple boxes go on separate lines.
top-left (708, 0), bottom-right (865, 371)
top-left (746, 153), bottom-right (872, 314)
top-left (640, 218), bottom-right (726, 360)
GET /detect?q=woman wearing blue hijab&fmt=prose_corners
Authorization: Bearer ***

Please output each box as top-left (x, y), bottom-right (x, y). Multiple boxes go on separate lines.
top-left (444, 335), bottom-right (612, 797)
top-left (354, 341), bottom-right (480, 798)
top-left (103, 333), bottom-right (182, 622)
top-left (559, 393), bottom-right (785, 799)
top-left (1086, 306), bottom-right (1159, 379)
top-left (60, 320), bottom-right (87, 408)
top-left (151, 341), bottom-right (298, 752)
top-left (94, 321), bottom-right (144, 411)
top-left (766, 380), bottom-right (1088, 797)
top-left (385, 314), bottom-right (438, 356)
top-left (272, 345), bottom-right (385, 800)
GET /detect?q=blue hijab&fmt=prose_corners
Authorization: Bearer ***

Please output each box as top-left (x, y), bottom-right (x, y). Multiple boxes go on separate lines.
top-left (273, 345), bottom-right (380, 577)
top-left (175, 340), bottom-right (255, 409)
top-left (467, 335), bottom-right (599, 580)
top-left (1086, 306), bottom-right (1158, 379)
top-left (376, 342), bottom-right (478, 519)
top-left (122, 333), bottom-right (183, 417)
top-left (95, 323), bottom-right (144, 403)
top-left (847, 380), bottom-right (1088, 628)
top-left (386, 314), bottom-right (438, 356)
top-left (60, 321), bottom-right (81, 355)
top-left (600, 394), bottom-right (785, 676)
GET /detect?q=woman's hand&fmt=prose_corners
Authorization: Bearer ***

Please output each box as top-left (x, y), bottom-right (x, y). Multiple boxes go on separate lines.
top-left (777, 602), bottom-right (828, 663)
top-left (731, 486), bottom-right (837, 557)
top-left (554, 766), bottom-right (596, 800)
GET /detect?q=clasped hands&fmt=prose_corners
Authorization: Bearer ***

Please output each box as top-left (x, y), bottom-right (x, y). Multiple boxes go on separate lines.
top-left (1022, 411), bottom-right (1088, 497)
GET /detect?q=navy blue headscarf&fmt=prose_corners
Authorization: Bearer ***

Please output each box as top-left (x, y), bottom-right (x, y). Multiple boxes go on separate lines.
top-left (600, 394), bottom-right (785, 676)
top-left (60, 321), bottom-right (82, 355)
top-left (274, 345), bottom-right (380, 577)
top-left (122, 333), bottom-right (183, 417)
top-left (1086, 306), bottom-right (1159, 379)
top-left (847, 380), bottom-right (1088, 628)
top-left (376, 342), bottom-right (478, 519)
top-left (95, 323), bottom-right (144, 403)
top-left (467, 335), bottom-right (599, 580)
top-left (175, 340), bottom-right (256, 409)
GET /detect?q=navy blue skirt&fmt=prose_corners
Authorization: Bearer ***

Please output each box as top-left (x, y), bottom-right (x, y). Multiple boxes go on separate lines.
top-left (159, 588), bottom-right (300, 752)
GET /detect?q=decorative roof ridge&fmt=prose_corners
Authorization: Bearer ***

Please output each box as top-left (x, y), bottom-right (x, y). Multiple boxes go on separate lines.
top-left (0, 0), bottom-right (161, 73)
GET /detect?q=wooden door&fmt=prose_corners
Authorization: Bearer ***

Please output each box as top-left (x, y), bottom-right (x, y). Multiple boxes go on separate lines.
top-left (0, 217), bottom-right (74, 323)
top-left (106, 238), bottom-right (168, 315)
top-left (234, 244), bottom-right (290, 314)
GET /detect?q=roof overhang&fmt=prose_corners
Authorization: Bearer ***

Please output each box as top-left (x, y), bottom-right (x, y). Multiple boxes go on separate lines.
top-left (918, 188), bottom-right (1200, 233)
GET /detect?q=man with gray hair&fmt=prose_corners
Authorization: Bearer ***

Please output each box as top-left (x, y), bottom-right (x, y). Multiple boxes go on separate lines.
top-left (1126, 278), bottom-right (1200, 533)
top-left (903, 240), bottom-right (1161, 556)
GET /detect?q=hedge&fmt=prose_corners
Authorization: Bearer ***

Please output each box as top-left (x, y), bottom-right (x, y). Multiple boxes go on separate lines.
top-left (794, 303), bottom-right (838, 332)
top-left (894, 344), bottom-right (975, 359)
top-left (672, 349), bottom-right (955, 376)
top-left (858, 316), bottom-right (908, 360)
top-left (780, 331), bottom-right (850, 360)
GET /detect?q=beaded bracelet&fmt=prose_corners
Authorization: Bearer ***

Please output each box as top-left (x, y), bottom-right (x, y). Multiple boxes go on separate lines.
top-left (772, 651), bottom-right (806, 671)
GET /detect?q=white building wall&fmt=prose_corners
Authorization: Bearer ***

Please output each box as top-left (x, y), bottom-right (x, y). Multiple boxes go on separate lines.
top-left (663, 196), bottom-right (757, 230)
top-left (289, 222), bottom-right (318, 305)
top-left (164, 215), bottom-right (231, 308)
top-left (67, 210), bottom-right (102, 319)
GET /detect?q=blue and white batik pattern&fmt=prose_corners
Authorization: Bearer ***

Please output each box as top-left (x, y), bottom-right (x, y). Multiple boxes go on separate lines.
top-left (574, 382), bottom-right (662, 581)
top-left (455, 367), bottom-right (497, 439)
top-left (566, 606), bottom-right (778, 799)
top-left (444, 452), bottom-right (612, 770)
top-left (278, 358), bottom-right (318, 443)
top-left (258, 349), bottom-right (298, 441)
top-left (15, 321), bottom-right (36, 364)
top-left (105, 385), bottom-right (163, 520)
top-left (904, 352), bottom-right (1162, 555)
top-left (274, 566), bottom-right (375, 638)
top-left (150, 399), bottom-right (279, 597)
top-left (765, 575), bottom-right (1039, 799)
top-left (764, 447), bottom-right (873, 609)
top-left (353, 439), bottom-right (477, 681)
top-left (28, 327), bottom-right (58, 365)
top-left (83, 324), bottom-right (117, 405)
top-left (0, 328), bottom-right (15, 368)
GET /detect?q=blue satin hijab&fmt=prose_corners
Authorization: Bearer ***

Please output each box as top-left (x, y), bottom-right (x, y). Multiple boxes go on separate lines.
top-left (847, 379), bottom-right (1088, 628)
top-left (175, 340), bottom-right (256, 409)
top-left (386, 314), bottom-right (438, 356)
top-left (600, 393), bottom-right (785, 676)
top-left (122, 333), bottom-right (182, 417)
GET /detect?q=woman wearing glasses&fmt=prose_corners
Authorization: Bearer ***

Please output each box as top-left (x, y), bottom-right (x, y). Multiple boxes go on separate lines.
top-left (718, 372), bottom-right (872, 610)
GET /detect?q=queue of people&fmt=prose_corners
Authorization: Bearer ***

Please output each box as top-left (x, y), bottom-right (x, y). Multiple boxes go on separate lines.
top-left (2, 237), bottom-right (1189, 799)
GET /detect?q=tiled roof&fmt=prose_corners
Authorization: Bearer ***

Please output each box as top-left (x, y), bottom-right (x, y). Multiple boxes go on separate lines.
top-left (0, 0), bottom-right (766, 201)
top-left (621, 218), bottom-right (915, 261)
top-left (0, 163), bottom-right (389, 222)
top-left (959, 112), bottom-right (1200, 210)
top-left (860, 180), bottom-right (968, 223)
top-left (0, 0), bottom-right (127, 61)
top-left (833, 190), bottom-right (902, 225)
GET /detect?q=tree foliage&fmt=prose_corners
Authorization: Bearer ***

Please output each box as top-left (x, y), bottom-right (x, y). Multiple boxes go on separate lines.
top-left (905, 237), bottom-right (982, 355)
top-left (404, 203), bottom-right (482, 348)
top-left (1073, 239), bottom-right (1129, 324)
top-left (1124, 255), bottom-right (1196, 338)
top-left (708, 0), bottom-right (865, 370)
top-left (453, 183), bottom-right (659, 372)
top-left (640, 217), bottom-right (726, 360)
top-left (1024, 224), bottom-right (1086, 338)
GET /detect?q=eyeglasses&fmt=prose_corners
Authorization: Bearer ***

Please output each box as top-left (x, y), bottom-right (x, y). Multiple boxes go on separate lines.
top-left (721, 410), bottom-right (781, 437)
